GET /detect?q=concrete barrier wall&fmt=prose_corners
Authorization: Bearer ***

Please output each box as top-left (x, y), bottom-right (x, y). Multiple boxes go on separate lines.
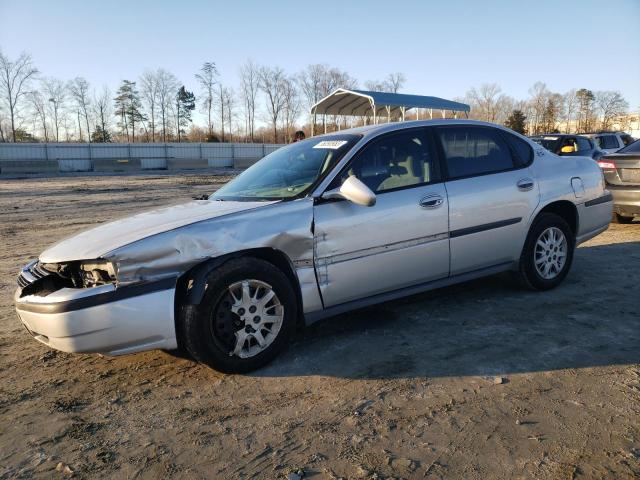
top-left (0, 142), bottom-right (285, 175)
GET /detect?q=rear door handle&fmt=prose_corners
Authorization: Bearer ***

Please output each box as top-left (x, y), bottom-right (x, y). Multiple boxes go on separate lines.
top-left (419, 194), bottom-right (444, 209)
top-left (517, 178), bottom-right (534, 191)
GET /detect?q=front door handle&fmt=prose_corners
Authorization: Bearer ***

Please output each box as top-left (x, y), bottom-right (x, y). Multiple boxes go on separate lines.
top-left (517, 178), bottom-right (534, 191)
top-left (419, 194), bottom-right (444, 209)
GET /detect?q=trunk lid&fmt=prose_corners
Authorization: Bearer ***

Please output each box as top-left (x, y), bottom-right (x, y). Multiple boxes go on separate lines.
top-left (600, 153), bottom-right (640, 186)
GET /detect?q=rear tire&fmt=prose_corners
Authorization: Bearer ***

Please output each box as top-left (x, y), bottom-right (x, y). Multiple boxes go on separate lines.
top-left (178, 258), bottom-right (297, 373)
top-left (515, 213), bottom-right (575, 291)
top-left (612, 213), bottom-right (634, 224)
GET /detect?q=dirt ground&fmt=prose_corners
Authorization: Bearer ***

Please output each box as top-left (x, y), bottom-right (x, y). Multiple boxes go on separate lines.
top-left (0, 172), bottom-right (638, 480)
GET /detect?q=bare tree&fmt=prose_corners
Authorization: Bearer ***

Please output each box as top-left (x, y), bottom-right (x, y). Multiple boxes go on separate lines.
top-left (140, 70), bottom-right (159, 141)
top-left (385, 73), bottom-right (406, 93)
top-left (214, 83), bottom-right (230, 142)
top-left (563, 89), bottom-right (578, 133)
top-left (0, 50), bottom-right (39, 141)
top-left (596, 91), bottom-right (629, 131)
top-left (28, 90), bottom-right (48, 141)
top-left (259, 66), bottom-right (287, 143)
top-left (239, 60), bottom-right (259, 141)
top-left (155, 69), bottom-right (179, 141)
top-left (223, 87), bottom-right (235, 142)
top-left (42, 77), bottom-right (66, 141)
top-left (68, 77), bottom-right (92, 142)
top-left (467, 83), bottom-right (505, 123)
top-left (282, 76), bottom-right (300, 142)
top-left (195, 62), bottom-right (218, 138)
top-left (364, 79), bottom-right (387, 91)
top-left (93, 86), bottom-right (112, 141)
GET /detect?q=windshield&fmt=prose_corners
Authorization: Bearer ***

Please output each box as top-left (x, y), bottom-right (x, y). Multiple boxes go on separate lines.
top-left (212, 134), bottom-right (360, 200)
top-left (617, 139), bottom-right (640, 154)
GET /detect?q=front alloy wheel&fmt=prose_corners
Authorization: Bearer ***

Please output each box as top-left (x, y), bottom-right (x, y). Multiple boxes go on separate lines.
top-left (212, 279), bottom-right (284, 358)
top-left (179, 257), bottom-right (297, 373)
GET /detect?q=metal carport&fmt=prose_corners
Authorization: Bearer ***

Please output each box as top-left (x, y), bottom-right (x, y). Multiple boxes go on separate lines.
top-left (310, 89), bottom-right (470, 135)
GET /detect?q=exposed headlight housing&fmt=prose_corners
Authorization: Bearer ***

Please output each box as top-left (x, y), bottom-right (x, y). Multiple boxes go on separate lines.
top-left (77, 260), bottom-right (117, 287)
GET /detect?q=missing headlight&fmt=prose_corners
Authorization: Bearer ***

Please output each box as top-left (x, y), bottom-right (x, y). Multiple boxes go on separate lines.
top-left (78, 261), bottom-right (117, 287)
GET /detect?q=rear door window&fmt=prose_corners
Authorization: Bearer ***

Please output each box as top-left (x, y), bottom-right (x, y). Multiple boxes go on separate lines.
top-left (436, 126), bottom-right (515, 179)
top-left (598, 135), bottom-right (619, 149)
top-left (502, 132), bottom-right (533, 167)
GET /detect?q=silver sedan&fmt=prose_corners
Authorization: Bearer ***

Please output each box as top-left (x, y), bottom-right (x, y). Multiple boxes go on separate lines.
top-left (15, 120), bottom-right (613, 372)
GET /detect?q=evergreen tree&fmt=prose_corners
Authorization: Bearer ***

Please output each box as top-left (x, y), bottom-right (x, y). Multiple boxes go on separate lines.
top-left (175, 86), bottom-right (195, 142)
top-left (91, 125), bottom-right (112, 142)
top-left (113, 80), bottom-right (145, 141)
top-left (504, 109), bottom-right (527, 135)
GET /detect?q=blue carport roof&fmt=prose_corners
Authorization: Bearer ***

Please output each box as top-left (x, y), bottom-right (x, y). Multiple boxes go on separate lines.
top-left (311, 88), bottom-right (470, 116)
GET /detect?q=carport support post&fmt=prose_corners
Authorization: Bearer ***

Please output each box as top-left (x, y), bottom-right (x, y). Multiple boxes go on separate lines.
top-left (386, 106), bottom-right (391, 123)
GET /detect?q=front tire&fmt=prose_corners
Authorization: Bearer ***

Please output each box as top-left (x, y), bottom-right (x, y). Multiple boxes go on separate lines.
top-left (179, 258), bottom-right (297, 373)
top-left (515, 213), bottom-right (575, 291)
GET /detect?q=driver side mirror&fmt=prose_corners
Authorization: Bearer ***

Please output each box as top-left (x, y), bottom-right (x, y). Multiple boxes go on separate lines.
top-left (322, 175), bottom-right (376, 207)
top-left (560, 145), bottom-right (575, 154)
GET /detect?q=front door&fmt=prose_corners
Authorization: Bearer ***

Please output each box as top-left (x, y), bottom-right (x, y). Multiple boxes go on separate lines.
top-left (313, 128), bottom-right (450, 307)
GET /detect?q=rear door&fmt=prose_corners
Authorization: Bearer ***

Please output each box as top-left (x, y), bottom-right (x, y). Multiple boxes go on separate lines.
top-left (434, 125), bottom-right (540, 276)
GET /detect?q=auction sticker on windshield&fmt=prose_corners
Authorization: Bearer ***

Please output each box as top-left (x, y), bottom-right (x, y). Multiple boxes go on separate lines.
top-left (313, 140), bottom-right (348, 149)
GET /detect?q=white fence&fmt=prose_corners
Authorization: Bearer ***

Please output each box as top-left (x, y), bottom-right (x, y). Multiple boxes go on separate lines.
top-left (0, 142), bottom-right (285, 174)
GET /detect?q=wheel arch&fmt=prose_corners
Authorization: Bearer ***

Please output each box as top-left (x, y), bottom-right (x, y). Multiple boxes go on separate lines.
top-left (174, 248), bottom-right (304, 337)
top-left (532, 200), bottom-right (578, 238)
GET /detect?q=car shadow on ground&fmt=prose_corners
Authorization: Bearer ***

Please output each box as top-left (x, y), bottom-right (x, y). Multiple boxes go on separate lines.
top-left (251, 240), bottom-right (640, 380)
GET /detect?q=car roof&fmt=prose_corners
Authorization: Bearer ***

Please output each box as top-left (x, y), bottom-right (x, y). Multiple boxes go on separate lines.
top-left (313, 119), bottom-right (531, 142)
top-left (531, 133), bottom-right (590, 139)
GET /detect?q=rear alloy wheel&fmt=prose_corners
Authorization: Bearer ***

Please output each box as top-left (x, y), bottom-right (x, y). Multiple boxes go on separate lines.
top-left (179, 258), bottom-right (296, 373)
top-left (516, 213), bottom-right (575, 291)
top-left (613, 213), bottom-right (634, 224)
top-left (534, 227), bottom-right (568, 280)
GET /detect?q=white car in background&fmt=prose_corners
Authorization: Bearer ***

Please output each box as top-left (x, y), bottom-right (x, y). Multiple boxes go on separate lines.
top-left (584, 132), bottom-right (635, 154)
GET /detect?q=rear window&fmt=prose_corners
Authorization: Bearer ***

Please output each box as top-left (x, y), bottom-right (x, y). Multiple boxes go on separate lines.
top-left (531, 136), bottom-right (559, 152)
top-left (576, 137), bottom-right (591, 152)
top-left (618, 139), bottom-right (640, 154)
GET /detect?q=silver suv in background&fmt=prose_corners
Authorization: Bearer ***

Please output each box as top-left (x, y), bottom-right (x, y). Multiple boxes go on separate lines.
top-left (598, 139), bottom-right (640, 223)
top-left (584, 132), bottom-right (635, 154)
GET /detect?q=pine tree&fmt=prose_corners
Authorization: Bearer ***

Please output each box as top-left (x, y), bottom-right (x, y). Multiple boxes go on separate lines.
top-left (505, 109), bottom-right (527, 135)
top-left (91, 125), bottom-right (112, 142)
top-left (175, 86), bottom-right (195, 142)
top-left (113, 80), bottom-right (146, 141)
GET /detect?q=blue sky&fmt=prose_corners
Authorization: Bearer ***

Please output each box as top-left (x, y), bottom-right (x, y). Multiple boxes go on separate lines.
top-left (1, 0), bottom-right (639, 113)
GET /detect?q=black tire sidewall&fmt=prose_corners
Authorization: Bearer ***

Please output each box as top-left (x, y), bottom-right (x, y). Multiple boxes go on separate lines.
top-left (614, 213), bottom-right (634, 224)
top-left (181, 258), bottom-right (297, 373)
top-left (520, 213), bottom-right (575, 291)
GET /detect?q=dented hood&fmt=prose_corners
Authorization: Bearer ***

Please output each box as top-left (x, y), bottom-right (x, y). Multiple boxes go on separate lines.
top-left (39, 200), bottom-right (276, 263)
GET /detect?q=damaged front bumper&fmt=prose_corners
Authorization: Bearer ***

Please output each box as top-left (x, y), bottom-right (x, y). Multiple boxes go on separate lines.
top-left (15, 261), bottom-right (178, 356)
